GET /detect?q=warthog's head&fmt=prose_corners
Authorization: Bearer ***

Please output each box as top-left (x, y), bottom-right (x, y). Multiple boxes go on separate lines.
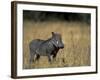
top-left (51, 32), bottom-right (64, 49)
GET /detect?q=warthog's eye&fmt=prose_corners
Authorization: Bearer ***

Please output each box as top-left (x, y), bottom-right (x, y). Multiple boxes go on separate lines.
top-left (56, 41), bottom-right (58, 44)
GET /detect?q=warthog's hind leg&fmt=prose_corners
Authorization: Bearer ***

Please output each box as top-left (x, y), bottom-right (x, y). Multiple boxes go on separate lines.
top-left (29, 51), bottom-right (36, 64)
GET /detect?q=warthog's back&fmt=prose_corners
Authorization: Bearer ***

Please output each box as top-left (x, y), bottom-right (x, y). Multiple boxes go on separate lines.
top-left (29, 39), bottom-right (44, 51)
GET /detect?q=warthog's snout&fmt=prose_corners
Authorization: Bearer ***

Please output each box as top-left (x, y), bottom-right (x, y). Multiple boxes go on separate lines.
top-left (59, 44), bottom-right (64, 49)
top-left (61, 45), bottom-right (64, 49)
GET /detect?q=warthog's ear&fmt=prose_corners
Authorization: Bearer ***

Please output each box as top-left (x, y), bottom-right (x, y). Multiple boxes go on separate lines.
top-left (52, 32), bottom-right (55, 36)
top-left (52, 32), bottom-right (60, 35)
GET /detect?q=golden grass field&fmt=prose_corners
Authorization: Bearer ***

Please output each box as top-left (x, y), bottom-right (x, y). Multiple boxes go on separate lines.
top-left (23, 20), bottom-right (91, 69)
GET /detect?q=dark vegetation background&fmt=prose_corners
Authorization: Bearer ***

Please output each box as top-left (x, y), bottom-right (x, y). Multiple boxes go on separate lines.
top-left (23, 10), bottom-right (91, 69)
top-left (23, 10), bottom-right (90, 24)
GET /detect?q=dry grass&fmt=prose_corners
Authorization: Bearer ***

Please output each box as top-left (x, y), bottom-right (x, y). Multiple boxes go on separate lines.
top-left (23, 20), bottom-right (91, 69)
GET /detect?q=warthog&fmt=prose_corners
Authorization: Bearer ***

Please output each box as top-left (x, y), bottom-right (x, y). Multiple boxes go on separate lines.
top-left (29, 32), bottom-right (64, 63)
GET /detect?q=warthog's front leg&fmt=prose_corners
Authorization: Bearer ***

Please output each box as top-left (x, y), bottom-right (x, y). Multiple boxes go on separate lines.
top-left (35, 54), bottom-right (40, 61)
top-left (47, 54), bottom-right (52, 63)
top-left (52, 54), bottom-right (57, 61)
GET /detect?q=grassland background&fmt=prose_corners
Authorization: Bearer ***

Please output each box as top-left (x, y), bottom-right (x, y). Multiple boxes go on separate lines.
top-left (23, 20), bottom-right (91, 69)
